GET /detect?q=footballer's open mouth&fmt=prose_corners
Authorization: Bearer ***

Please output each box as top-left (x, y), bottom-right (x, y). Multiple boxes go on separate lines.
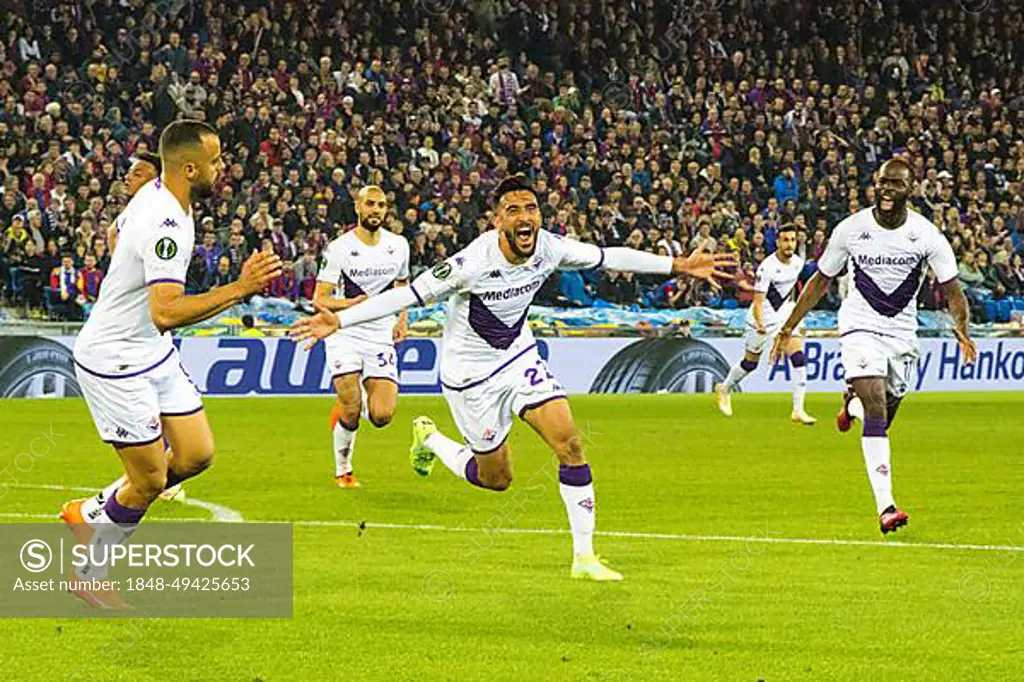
top-left (515, 225), bottom-right (535, 247)
top-left (879, 191), bottom-right (899, 211)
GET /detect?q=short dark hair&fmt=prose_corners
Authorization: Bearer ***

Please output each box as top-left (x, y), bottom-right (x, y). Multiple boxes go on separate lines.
top-left (158, 119), bottom-right (218, 160)
top-left (778, 223), bottom-right (798, 234)
top-left (137, 151), bottom-right (162, 174)
top-left (491, 174), bottom-right (535, 207)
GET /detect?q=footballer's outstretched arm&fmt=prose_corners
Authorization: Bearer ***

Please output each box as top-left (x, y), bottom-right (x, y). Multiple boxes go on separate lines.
top-left (558, 238), bottom-right (738, 287)
top-left (292, 284), bottom-right (419, 348)
top-left (293, 256), bottom-right (472, 348)
top-left (148, 251), bottom-right (282, 332)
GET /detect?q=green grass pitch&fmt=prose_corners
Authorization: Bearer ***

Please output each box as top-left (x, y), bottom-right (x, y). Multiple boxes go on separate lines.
top-left (0, 393), bottom-right (1022, 681)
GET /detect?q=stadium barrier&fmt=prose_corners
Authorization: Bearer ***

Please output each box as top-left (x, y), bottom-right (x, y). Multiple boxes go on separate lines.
top-left (1, 336), bottom-right (1021, 398)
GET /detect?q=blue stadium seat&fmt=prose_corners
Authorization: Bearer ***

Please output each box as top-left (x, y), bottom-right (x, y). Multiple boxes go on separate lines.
top-left (997, 299), bottom-right (1012, 323)
top-left (984, 299), bottom-right (998, 323)
top-left (1014, 297), bottom-right (1024, 311)
top-left (722, 299), bottom-right (738, 310)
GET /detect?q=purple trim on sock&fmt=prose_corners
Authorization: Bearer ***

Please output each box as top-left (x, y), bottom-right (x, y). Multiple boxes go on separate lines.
top-left (863, 417), bottom-right (888, 438)
top-left (559, 463), bottom-right (592, 487)
top-left (740, 358), bottom-right (758, 372)
top-left (465, 458), bottom-right (485, 488)
top-left (104, 493), bottom-right (146, 525)
top-left (790, 351), bottom-right (806, 368)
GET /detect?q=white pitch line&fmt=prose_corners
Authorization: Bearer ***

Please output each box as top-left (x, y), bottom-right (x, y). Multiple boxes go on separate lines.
top-left (6, 485), bottom-right (1023, 554)
top-left (4, 483), bottom-right (244, 523)
top-left (283, 520), bottom-right (1024, 554)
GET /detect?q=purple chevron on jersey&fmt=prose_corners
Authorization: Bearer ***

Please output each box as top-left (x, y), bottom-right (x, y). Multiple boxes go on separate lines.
top-left (341, 272), bottom-right (366, 298)
top-left (766, 282), bottom-right (786, 310)
top-left (468, 294), bottom-right (528, 349)
top-left (853, 258), bottom-right (924, 317)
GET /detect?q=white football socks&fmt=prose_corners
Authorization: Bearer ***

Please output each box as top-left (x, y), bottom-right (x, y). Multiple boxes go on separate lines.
top-left (861, 419), bottom-right (895, 514)
top-left (792, 365), bottom-right (808, 411)
top-left (425, 431), bottom-right (474, 480)
top-left (558, 464), bottom-right (595, 557)
top-left (82, 476), bottom-right (125, 522)
top-left (332, 423), bottom-right (357, 476)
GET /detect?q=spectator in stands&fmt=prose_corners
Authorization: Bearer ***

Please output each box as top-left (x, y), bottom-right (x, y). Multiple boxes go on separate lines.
top-left (981, 251), bottom-right (1007, 301)
top-left (269, 259), bottom-right (298, 302)
top-left (959, 250), bottom-right (991, 309)
top-left (294, 248), bottom-right (319, 300)
top-left (75, 252), bottom-right (103, 313)
top-left (0, 0), bottom-right (1020, 328)
top-left (48, 253), bottom-right (80, 320)
top-left (205, 255), bottom-right (236, 291)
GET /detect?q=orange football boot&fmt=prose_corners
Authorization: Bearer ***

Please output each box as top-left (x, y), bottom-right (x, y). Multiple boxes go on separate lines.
top-left (335, 473), bottom-right (362, 489)
top-left (59, 499), bottom-right (95, 547)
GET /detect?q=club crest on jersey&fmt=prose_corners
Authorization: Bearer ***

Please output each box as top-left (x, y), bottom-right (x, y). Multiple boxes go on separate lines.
top-left (482, 428), bottom-right (497, 442)
top-left (147, 416), bottom-right (160, 432)
top-left (531, 256), bottom-right (544, 270)
top-left (432, 261), bottom-right (452, 279)
top-left (155, 236), bottom-right (178, 260)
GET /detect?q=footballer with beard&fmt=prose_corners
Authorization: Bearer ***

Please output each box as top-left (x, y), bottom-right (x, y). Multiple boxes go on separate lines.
top-left (772, 158), bottom-right (976, 535)
top-left (61, 121), bottom-right (282, 609)
top-left (291, 174), bottom-right (737, 581)
top-left (314, 185), bottom-right (410, 488)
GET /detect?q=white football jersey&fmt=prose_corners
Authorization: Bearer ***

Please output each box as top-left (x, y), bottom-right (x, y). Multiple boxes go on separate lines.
top-left (747, 251), bottom-right (804, 328)
top-left (411, 230), bottom-right (602, 389)
top-left (818, 208), bottom-right (958, 340)
top-left (317, 229), bottom-right (410, 344)
top-left (74, 178), bottom-right (194, 375)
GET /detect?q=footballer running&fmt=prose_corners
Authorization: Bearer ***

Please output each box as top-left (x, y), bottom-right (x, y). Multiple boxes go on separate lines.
top-left (315, 185), bottom-right (410, 488)
top-left (292, 174), bottom-right (737, 581)
top-left (771, 158), bottom-right (976, 534)
top-left (60, 120), bottom-right (282, 608)
top-left (715, 222), bottom-right (816, 425)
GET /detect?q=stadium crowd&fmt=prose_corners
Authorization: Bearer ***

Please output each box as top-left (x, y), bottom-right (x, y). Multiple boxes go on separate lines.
top-left (0, 0), bottom-right (1023, 322)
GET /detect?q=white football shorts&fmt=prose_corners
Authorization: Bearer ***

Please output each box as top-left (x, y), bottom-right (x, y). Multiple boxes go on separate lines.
top-left (75, 348), bottom-right (202, 446)
top-left (441, 345), bottom-right (566, 453)
top-left (325, 335), bottom-right (399, 384)
top-left (840, 330), bottom-right (920, 398)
